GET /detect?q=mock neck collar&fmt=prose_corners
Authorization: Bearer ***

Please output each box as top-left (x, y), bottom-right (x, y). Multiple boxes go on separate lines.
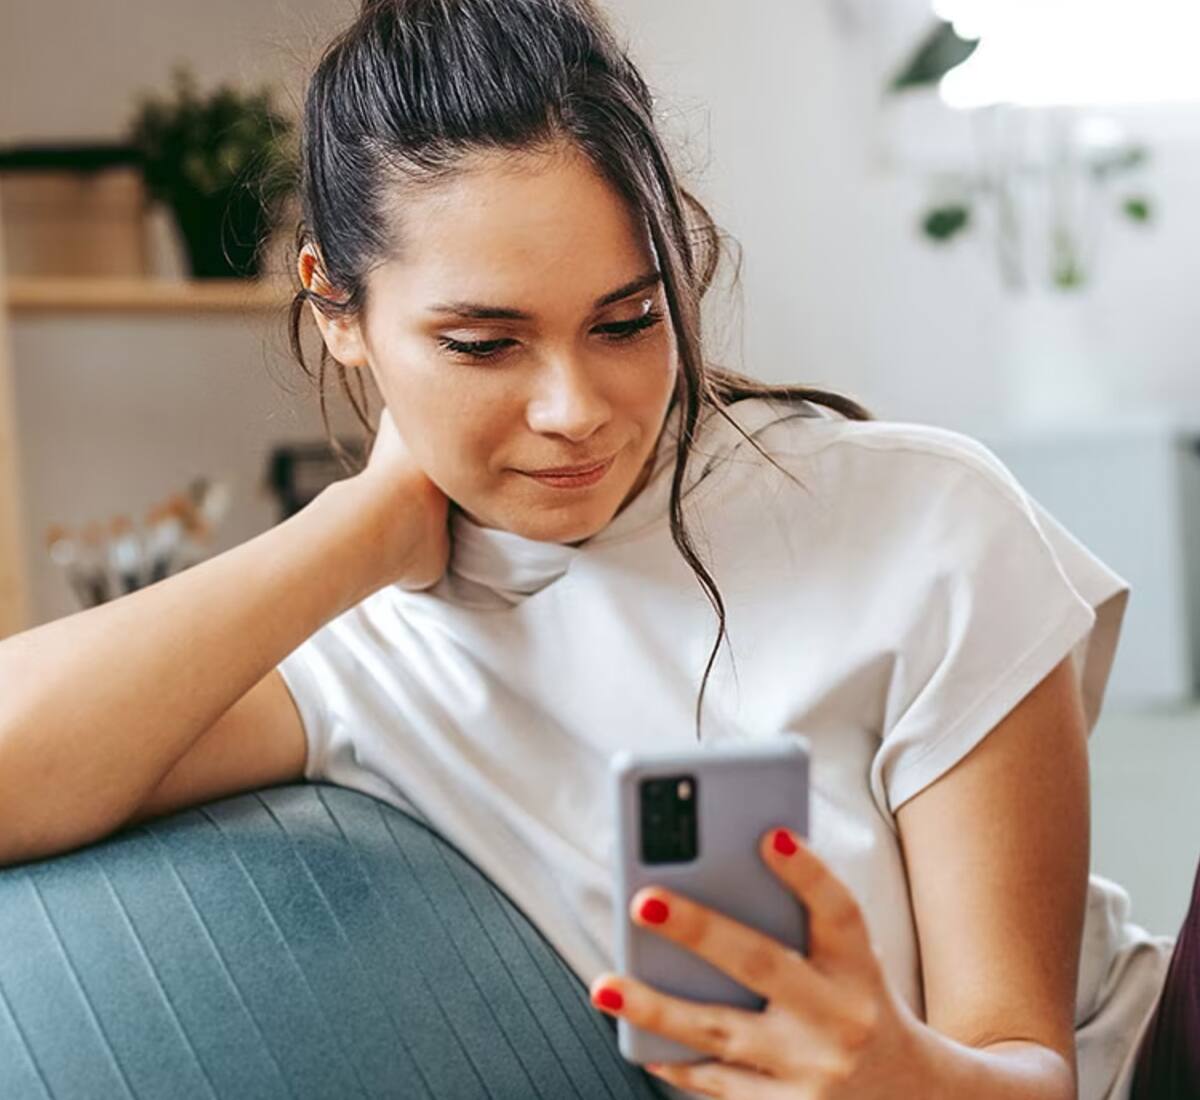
top-left (442, 396), bottom-right (821, 604)
top-left (446, 398), bottom-right (688, 600)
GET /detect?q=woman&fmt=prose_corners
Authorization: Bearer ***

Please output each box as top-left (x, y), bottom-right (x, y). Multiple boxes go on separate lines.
top-left (274, 1), bottom-right (1191, 1097)
top-left (0, 0), bottom-right (1190, 1097)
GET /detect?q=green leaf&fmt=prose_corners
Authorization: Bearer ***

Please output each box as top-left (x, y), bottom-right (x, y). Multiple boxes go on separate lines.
top-left (1123, 196), bottom-right (1153, 223)
top-left (1053, 261), bottom-right (1087, 290)
top-left (126, 61), bottom-right (295, 206)
top-left (889, 20), bottom-right (980, 94)
top-left (922, 203), bottom-right (971, 242)
top-left (1090, 144), bottom-right (1150, 180)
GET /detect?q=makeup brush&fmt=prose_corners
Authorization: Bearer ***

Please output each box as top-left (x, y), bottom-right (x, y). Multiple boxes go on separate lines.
top-left (166, 493), bottom-right (209, 572)
top-left (187, 477), bottom-right (233, 541)
top-left (108, 515), bottom-right (145, 594)
top-left (143, 501), bottom-right (184, 584)
top-left (79, 521), bottom-right (112, 606)
top-left (44, 524), bottom-right (101, 609)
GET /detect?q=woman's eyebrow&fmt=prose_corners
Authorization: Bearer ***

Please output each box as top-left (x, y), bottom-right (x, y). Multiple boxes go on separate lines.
top-left (425, 270), bottom-right (662, 321)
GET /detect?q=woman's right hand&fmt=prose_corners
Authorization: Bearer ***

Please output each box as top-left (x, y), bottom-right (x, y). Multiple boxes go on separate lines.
top-left (350, 405), bottom-right (452, 593)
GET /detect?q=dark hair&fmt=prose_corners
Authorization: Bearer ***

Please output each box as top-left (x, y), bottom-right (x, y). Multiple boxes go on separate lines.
top-left (287, 0), bottom-right (874, 739)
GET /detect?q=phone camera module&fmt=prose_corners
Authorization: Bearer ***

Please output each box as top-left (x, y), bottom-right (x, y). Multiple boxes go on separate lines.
top-left (639, 773), bottom-right (698, 864)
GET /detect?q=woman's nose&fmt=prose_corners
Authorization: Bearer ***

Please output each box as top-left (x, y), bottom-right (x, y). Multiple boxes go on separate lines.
top-left (525, 358), bottom-right (613, 441)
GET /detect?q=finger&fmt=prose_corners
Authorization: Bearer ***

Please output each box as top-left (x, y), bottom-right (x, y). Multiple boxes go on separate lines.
top-left (588, 971), bottom-right (782, 1074)
top-left (645, 1057), bottom-right (796, 1100)
top-left (627, 885), bottom-right (839, 1011)
top-left (759, 827), bottom-right (876, 975)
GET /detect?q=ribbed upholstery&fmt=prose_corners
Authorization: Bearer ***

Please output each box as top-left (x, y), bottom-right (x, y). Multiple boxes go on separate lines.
top-left (0, 783), bottom-right (665, 1099)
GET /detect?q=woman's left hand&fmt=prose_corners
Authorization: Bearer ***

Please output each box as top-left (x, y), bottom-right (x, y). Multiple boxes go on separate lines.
top-left (588, 827), bottom-right (930, 1099)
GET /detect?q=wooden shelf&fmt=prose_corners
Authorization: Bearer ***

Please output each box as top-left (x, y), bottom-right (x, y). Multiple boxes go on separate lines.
top-left (5, 276), bottom-right (294, 314)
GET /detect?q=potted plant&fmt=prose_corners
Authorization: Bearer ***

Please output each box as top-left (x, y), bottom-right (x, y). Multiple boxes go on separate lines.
top-left (128, 65), bottom-right (296, 279)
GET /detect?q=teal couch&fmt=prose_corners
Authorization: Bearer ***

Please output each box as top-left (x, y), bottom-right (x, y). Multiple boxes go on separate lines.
top-left (0, 783), bottom-right (665, 1099)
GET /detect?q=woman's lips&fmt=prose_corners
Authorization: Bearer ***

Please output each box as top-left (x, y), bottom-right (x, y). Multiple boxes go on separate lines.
top-left (524, 455), bottom-right (615, 489)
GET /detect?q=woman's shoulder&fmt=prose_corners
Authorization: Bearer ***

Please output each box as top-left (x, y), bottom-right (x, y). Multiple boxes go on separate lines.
top-left (719, 396), bottom-right (1028, 507)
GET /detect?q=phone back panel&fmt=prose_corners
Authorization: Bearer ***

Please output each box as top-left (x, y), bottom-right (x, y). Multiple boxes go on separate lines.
top-left (610, 738), bottom-right (809, 1064)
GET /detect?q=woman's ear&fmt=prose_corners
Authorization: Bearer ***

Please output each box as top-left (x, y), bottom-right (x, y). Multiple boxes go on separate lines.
top-left (298, 244), bottom-right (369, 369)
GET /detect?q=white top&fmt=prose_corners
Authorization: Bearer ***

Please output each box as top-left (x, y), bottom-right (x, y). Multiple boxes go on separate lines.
top-left (277, 396), bottom-right (1173, 1100)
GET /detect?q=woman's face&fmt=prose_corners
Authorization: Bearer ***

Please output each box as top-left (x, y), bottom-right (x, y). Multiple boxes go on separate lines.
top-left (308, 146), bottom-right (680, 546)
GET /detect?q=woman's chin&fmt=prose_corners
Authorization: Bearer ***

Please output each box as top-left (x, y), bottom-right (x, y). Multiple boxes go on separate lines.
top-left (487, 494), bottom-right (616, 545)
top-left (515, 507), bottom-right (607, 545)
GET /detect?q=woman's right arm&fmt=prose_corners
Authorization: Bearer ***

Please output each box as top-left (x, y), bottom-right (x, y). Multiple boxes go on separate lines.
top-left (0, 411), bottom-right (451, 867)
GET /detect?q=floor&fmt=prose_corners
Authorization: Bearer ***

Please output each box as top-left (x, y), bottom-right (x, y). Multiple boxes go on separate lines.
top-left (1089, 702), bottom-right (1200, 937)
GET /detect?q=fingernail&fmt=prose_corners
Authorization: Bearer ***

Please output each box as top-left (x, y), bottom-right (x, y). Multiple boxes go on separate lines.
top-left (594, 986), bottom-right (623, 1011)
top-left (772, 828), bottom-right (797, 856)
top-left (639, 897), bottom-right (670, 924)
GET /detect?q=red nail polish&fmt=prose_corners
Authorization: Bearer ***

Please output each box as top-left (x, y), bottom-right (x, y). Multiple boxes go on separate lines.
top-left (595, 986), bottom-right (623, 1011)
top-left (639, 897), bottom-right (669, 924)
top-left (772, 828), bottom-right (797, 856)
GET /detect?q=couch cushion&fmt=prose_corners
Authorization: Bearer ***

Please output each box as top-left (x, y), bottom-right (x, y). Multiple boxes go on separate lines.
top-left (0, 783), bottom-right (664, 1099)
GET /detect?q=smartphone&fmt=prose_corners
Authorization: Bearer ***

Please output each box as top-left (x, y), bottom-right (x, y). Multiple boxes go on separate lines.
top-left (609, 738), bottom-right (810, 1065)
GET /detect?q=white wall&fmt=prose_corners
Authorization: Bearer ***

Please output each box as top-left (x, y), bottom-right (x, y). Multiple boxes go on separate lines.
top-left (0, 0), bottom-right (354, 141)
top-left (9, 312), bottom-right (367, 623)
top-left (601, 0), bottom-right (1200, 431)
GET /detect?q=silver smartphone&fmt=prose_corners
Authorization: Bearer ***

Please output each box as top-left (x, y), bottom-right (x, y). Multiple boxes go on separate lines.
top-left (609, 738), bottom-right (810, 1065)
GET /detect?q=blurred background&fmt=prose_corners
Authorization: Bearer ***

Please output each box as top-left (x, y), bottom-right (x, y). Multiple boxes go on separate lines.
top-left (1, 0), bottom-right (1198, 937)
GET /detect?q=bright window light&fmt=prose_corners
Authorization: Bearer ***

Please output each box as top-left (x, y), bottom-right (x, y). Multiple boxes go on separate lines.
top-left (933, 0), bottom-right (1200, 108)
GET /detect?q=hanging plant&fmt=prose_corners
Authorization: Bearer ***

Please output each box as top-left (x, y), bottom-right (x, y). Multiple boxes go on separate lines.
top-left (888, 19), bottom-right (1155, 291)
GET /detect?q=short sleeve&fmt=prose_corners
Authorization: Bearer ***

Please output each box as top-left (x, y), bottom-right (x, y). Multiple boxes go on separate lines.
top-left (867, 434), bottom-right (1130, 818)
top-left (274, 590), bottom-right (426, 819)
top-left (276, 636), bottom-right (333, 783)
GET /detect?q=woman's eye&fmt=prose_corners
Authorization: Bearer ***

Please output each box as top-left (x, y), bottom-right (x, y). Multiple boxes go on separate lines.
top-left (435, 307), bottom-right (665, 362)
top-left (436, 336), bottom-right (516, 360)
top-left (594, 308), bottom-right (665, 341)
